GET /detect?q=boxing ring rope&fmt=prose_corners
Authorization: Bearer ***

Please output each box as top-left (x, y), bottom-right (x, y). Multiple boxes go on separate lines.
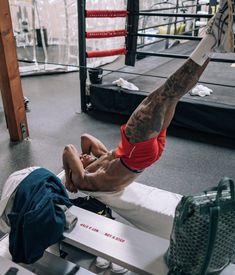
top-left (86, 48), bottom-right (127, 58)
top-left (86, 30), bottom-right (127, 39)
top-left (18, 58), bottom-right (235, 89)
top-left (86, 10), bottom-right (128, 17)
top-left (137, 33), bottom-right (202, 41)
top-left (137, 12), bottom-right (212, 18)
top-left (141, 3), bottom-right (210, 12)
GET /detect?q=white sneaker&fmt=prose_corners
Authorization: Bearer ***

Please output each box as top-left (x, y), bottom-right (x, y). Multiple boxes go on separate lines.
top-left (95, 257), bottom-right (128, 273)
top-left (95, 256), bottom-right (110, 269)
top-left (206, 0), bottom-right (234, 52)
top-left (111, 263), bottom-right (128, 274)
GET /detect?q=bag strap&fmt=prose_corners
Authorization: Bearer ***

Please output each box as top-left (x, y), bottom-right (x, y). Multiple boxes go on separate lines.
top-left (204, 177), bottom-right (235, 201)
top-left (200, 205), bottom-right (220, 275)
top-left (216, 177), bottom-right (235, 201)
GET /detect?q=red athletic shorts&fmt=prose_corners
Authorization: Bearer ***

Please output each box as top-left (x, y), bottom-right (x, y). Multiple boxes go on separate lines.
top-left (114, 124), bottom-right (166, 172)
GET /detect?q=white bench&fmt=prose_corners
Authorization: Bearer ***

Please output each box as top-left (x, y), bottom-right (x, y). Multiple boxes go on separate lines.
top-left (64, 206), bottom-right (169, 274)
top-left (58, 171), bottom-right (181, 239)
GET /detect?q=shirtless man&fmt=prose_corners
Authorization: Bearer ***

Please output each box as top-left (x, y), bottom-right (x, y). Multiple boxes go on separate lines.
top-left (63, 0), bottom-right (234, 193)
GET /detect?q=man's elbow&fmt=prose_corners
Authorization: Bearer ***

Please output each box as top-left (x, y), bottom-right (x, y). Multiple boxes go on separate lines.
top-left (81, 133), bottom-right (90, 140)
top-left (81, 134), bottom-right (93, 153)
top-left (63, 144), bottom-right (77, 154)
top-left (63, 145), bottom-right (71, 160)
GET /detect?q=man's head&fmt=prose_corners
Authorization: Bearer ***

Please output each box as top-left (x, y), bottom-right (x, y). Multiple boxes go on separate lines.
top-left (80, 154), bottom-right (97, 168)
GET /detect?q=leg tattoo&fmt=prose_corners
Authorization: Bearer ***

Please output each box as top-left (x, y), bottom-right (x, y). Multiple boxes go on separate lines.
top-left (125, 59), bottom-right (210, 143)
top-left (125, 0), bottom-right (233, 143)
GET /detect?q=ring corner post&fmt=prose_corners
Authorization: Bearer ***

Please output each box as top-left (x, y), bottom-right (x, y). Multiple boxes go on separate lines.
top-left (125, 0), bottom-right (139, 67)
top-left (77, 0), bottom-right (88, 112)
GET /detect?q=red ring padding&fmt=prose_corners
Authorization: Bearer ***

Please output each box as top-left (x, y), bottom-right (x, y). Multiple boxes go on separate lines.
top-left (87, 47), bottom-right (127, 58)
top-left (86, 10), bottom-right (128, 18)
top-left (86, 29), bottom-right (127, 39)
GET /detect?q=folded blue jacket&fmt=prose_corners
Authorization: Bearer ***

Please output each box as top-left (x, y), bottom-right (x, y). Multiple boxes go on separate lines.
top-left (8, 168), bottom-right (72, 264)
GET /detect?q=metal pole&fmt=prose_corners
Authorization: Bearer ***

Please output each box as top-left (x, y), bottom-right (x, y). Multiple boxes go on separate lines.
top-left (174, 0), bottom-right (179, 35)
top-left (77, 0), bottom-right (87, 112)
top-left (125, 0), bottom-right (139, 66)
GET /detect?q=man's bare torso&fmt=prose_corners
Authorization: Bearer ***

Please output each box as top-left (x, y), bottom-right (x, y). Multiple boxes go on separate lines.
top-left (84, 151), bottom-right (139, 192)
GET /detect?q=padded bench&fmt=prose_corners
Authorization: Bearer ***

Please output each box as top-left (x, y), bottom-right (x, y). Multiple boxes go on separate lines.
top-left (58, 171), bottom-right (181, 240)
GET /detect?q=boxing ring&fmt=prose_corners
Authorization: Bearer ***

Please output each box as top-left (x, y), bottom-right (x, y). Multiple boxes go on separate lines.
top-left (9, 0), bottom-right (235, 137)
top-left (77, 0), bottom-right (235, 138)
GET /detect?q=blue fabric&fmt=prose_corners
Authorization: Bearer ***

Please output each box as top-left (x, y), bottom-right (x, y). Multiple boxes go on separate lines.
top-left (8, 168), bottom-right (72, 264)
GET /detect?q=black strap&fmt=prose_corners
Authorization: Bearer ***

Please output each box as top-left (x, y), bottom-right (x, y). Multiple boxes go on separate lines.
top-left (200, 206), bottom-right (220, 274)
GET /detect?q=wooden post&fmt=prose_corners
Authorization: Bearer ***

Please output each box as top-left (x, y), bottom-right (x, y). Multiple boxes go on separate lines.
top-left (0, 0), bottom-right (29, 141)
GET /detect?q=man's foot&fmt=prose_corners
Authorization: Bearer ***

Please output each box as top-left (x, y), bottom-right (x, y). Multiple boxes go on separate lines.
top-left (206, 0), bottom-right (234, 52)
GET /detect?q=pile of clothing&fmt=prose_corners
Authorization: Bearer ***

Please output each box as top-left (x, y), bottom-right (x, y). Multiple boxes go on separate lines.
top-left (0, 167), bottom-right (77, 264)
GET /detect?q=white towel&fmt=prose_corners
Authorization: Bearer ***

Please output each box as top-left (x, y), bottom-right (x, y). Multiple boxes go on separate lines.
top-left (190, 84), bottom-right (213, 97)
top-left (112, 78), bottom-right (139, 91)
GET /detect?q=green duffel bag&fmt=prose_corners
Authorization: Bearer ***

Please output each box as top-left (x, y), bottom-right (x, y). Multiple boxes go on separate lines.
top-left (165, 177), bottom-right (235, 275)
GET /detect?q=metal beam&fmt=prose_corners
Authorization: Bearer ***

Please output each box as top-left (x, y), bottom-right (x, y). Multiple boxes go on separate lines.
top-left (125, 0), bottom-right (139, 66)
top-left (138, 12), bottom-right (212, 18)
top-left (0, 0), bottom-right (29, 141)
top-left (77, 0), bottom-right (87, 112)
